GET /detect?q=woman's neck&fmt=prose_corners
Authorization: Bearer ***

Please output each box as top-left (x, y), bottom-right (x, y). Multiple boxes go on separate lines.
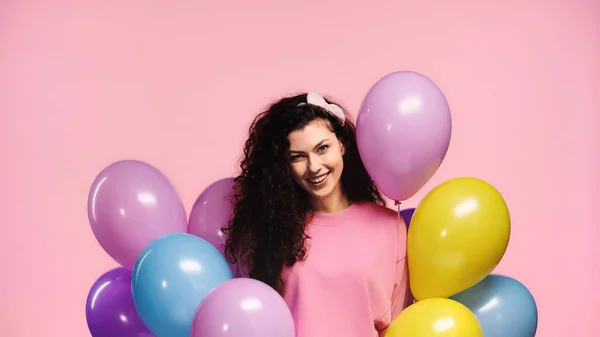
top-left (311, 185), bottom-right (350, 214)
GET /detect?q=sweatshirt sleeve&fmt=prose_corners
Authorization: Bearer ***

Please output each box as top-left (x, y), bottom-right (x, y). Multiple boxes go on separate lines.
top-left (377, 257), bottom-right (409, 336)
top-left (375, 214), bottom-right (409, 335)
top-left (392, 211), bottom-right (409, 319)
top-left (391, 257), bottom-right (409, 318)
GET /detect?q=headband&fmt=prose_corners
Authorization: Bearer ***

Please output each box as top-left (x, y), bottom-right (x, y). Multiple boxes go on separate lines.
top-left (298, 92), bottom-right (346, 125)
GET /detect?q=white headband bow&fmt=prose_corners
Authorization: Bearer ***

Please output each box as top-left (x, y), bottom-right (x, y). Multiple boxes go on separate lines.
top-left (299, 92), bottom-right (346, 125)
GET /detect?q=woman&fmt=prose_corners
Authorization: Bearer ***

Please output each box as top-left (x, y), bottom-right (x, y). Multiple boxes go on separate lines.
top-left (223, 92), bottom-right (408, 337)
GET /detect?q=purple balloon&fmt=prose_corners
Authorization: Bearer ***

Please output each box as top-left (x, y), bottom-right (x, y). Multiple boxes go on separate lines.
top-left (190, 278), bottom-right (295, 337)
top-left (88, 160), bottom-right (187, 269)
top-left (357, 71), bottom-right (452, 201)
top-left (187, 177), bottom-right (236, 274)
top-left (86, 268), bottom-right (154, 337)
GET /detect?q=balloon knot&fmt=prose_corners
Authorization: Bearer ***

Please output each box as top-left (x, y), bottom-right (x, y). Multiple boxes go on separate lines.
top-left (394, 200), bottom-right (401, 206)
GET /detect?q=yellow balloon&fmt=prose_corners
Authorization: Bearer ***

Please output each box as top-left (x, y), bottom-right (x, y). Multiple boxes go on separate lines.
top-left (385, 298), bottom-right (483, 337)
top-left (407, 177), bottom-right (510, 300)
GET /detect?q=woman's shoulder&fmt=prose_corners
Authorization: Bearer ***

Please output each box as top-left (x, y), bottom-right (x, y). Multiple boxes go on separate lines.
top-left (356, 201), bottom-right (407, 232)
top-left (354, 201), bottom-right (407, 257)
top-left (355, 201), bottom-right (399, 220)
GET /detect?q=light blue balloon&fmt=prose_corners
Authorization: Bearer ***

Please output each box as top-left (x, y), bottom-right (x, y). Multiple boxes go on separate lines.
top-left (450, 274), bottom-right (538, 337)
top-left (132, 233), bottom-right (233, 337)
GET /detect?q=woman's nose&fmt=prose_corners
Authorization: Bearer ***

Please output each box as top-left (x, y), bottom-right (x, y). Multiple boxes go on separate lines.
top-left (307, 155), bottom-right (323, 174)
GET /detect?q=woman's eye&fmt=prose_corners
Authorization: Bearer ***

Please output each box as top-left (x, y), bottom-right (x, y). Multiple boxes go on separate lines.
top-left (290, 154), bottom-right (302, 161)
top-left (318, 145), bottom-right (328, 152)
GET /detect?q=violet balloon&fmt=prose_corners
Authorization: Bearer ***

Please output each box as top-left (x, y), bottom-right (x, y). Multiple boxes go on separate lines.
top-left (187, 177), bottom-right (236, 274)
top-left (87, 160), bottom-right (187, 269)
top-left (190, 278), bottom-right (295, 337)
top-left (86, 268), bottom-right (154, 337)
top-left (356, 71), bottom-right (452, 201)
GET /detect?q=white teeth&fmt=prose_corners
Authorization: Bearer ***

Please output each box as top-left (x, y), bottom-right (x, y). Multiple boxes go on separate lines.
top-left (308, 173), bottom-right (328, 184)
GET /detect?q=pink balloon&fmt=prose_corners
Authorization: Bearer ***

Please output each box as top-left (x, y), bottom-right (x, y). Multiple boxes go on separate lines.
top-left (87, 160), bottom-right (187, 269)
top-left (190, 278), bottom-right (295, 337)
top-left (356, 71), bottom-right (452, 201)
top-left (187, 177), bottom-right (236, 274)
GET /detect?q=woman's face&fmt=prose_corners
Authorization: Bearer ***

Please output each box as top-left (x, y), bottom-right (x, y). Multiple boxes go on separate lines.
top-left (287, 118), bottom-right (345, 204)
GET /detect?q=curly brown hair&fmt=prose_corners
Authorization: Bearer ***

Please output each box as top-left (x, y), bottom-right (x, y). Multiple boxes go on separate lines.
top-left (223, 92), bottom-right (385, 293)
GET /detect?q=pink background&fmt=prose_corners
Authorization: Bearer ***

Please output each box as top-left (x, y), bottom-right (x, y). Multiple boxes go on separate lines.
top-left (1, 0), bottom-right (598, 336)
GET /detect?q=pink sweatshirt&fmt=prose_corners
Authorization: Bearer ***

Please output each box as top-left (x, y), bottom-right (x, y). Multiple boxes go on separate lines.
top-left (281, 201), bottom-right (409, 337)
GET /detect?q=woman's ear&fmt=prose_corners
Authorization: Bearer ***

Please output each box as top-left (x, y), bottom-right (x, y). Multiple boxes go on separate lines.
top-left (340, 141), bottom-right (345, 155)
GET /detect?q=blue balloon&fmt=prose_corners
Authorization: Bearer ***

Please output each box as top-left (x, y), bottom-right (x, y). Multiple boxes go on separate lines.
top-left (399, 207), bottom-right (415, 230)
top-left (450, 274), bottom-right (538, 337)
top-left (132, 233), bottom-right (233, 337)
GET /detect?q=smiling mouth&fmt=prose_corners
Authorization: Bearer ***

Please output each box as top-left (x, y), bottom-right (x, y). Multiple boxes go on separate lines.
top-left (308, 173), bottom-right (329, 184)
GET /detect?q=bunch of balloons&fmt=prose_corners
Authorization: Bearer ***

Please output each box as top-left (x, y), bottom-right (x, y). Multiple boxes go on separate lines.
top-left (356, 71), bottom-right (538, 337)
top-left (84, 160), bottom-right (295, 337)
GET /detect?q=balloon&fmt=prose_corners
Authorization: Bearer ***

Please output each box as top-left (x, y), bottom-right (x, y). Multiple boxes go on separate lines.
top-left (191, 278), bottom-right (295, 337)
top-left (88, 160), bottom-right (187, 269)
top-left (85, 267), bottom-right (153, 337)
top-left (188, 177), bottom-right (236, 274)
top-left (356, 71), bottom-right (452, 201)
top-left (385, 298), bottom-right (482, 337)
top-left (132, 233), bottom-right (234, 337)
top-left (399, 208), bottom-right (415, 228)
top-left (407, 177), bottom-right (511, 300)
top-left (450, 275), bottom-right (538, 337)
top-left (399, 207), bottom-right (416, 305)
